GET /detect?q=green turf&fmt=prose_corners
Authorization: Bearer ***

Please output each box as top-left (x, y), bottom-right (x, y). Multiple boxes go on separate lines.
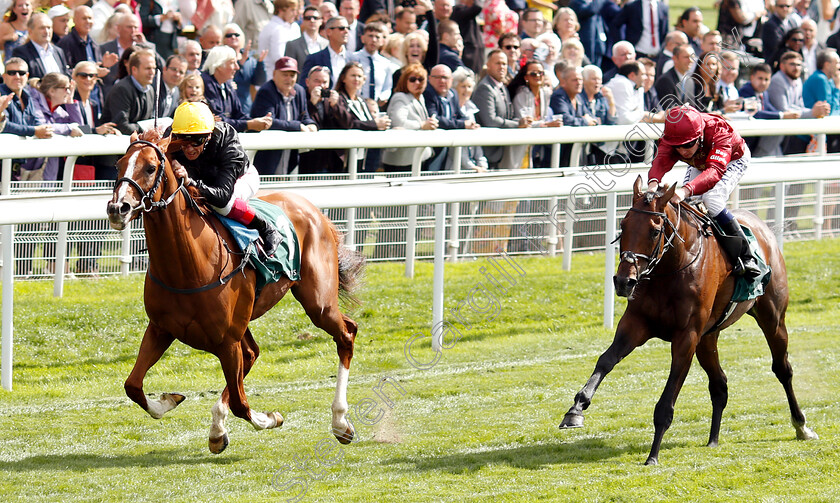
top-left (1, 238), bottom-right (838, 502)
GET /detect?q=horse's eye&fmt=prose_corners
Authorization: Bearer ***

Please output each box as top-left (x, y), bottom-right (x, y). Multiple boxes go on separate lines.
top-left (650, 227), bottom-right (661, 239)
top-left (145, 164), bottom-right (156, 175)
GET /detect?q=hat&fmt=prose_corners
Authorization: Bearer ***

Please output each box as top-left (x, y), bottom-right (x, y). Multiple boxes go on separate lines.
top-left (47, 5), bottom-right (71, 19)
top-left (274, 57), bottom-right (299, 73)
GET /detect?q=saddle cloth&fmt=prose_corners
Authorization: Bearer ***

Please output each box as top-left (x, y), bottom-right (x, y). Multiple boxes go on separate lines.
top-left (217, 198), bottom-right (301, 290)
top-left (707, 217), bottom-right (772, 302)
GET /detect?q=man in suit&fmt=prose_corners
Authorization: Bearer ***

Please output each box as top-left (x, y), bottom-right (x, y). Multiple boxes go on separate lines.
top-left (202, 46), bottom-right (274, 133)
top-left (339, 0), bottom-right (364, 53)
top-left (58, 6), bottom-right (119, 78)
top-left (437, 19), bottom-right (465, 71)
top-left (654, 43), bottom-right (694, 109)
top-left (609, 0), bottom-right (669, 60)
top-left (767, 51), bottom-right (830, 154)
top-left (424, 64), bottom-right (478, 170)
top-left (252, 57), bottom-right (318, 175)
top-left (763, 0), bottom-right (801, 66)
top-left (655, 31), bottom-right (688, 79)
top-left (161, 55), bottom-right (187, 117)
top-left (473, 49), bottom-right (532, 170)
top-left (451, 0), bottom-right (483, 73)
top-left (301, 16), bottom-right (349, 86)
top-left (101, 49), bottom-right (156, 135)
top-left (100, 13), bottom-right (155, 93)
top-left (739, 63), bottom-right (802, 156)
top-left (138, 0), bottom-right (181, 59)
top-left (285, 5), bottom-right (328, 70)
top-left (12, 12), bottom-right (70, 79)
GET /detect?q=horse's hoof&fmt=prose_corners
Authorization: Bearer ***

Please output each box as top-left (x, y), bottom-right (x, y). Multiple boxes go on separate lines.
top-left (644, 457), bottom-right (658, 466)
top-left (334, 425), bottom-right (354, 445)
top-left (796, 425), bottom-right (818, 440)
top-left (559, 412), bottom-right (584, 429)
top-left (163, 393), bottom-right (186, 406)
top-left (209, 433), bottom-right (229, 454)
top-left (269, 412), bottom-right (284, 429)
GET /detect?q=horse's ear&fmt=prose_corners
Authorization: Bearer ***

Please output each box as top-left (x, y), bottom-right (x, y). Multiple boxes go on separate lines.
top-left (129, 131), bottom-right (139, 142)
top-left (632, 175), bottom-right (645, 201)
top-left (159, 134), bottom-right (172, 155)
top-left (657, 184), bottom-right (677, 211)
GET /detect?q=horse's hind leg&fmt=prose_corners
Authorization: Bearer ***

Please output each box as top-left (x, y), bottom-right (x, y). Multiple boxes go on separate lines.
top-left (124, 323), bottom-right (185, 419)
top-left (560, 316), bottom-right (651, 430)
top-left (209, 328), bottom-right (271, 454)
top-left (750, 296), bottom-right (818, 440)
top-left (695, 331), bottom-right (728, 447)
top-left (293, 284), bottom-right (357, 445)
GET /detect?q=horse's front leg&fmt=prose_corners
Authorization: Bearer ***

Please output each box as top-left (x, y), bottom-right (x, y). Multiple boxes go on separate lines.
top-left (559, 315), bottom-right (650, 429)
top-left (124, 323), bottom-right (185, 419)
top-left (645, 333), bottom-right (698, 465)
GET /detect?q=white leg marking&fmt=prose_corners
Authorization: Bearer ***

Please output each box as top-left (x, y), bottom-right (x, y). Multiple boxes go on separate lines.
top-left (331, 363), bottom-right (350, 434)
top-left (250, 411), bottom-right (277, 430)
top-left (145, 393), bottom-right (178, 419)
top-left (209, 397), bottom-right (229, 438)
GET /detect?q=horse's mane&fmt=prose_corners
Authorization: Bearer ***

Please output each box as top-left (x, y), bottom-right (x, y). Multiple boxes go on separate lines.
top-left (138, 128), bottom-right (164, 143)
top-left (642, 184), bottom-right (672, 205)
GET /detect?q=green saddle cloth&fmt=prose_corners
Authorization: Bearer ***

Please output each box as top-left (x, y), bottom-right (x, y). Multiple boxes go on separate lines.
top-left (731, 226), bottom-right (772, 302)
top-left (249, 198), bottom-right (301, 289)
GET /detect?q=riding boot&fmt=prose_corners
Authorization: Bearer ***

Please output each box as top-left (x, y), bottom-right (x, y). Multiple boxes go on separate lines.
top-left (718, 218), bottom-right (762, 278)
top-left (247, 214), bottom-right (283, 257)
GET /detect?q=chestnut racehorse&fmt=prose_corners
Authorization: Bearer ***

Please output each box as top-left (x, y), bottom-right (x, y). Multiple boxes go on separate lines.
top-left (106, 131), bottom-right (364, 453)
top-left (559, 175), bottom-right (817, 465)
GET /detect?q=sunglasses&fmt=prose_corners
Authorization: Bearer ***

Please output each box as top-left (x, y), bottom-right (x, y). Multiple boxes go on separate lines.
top-left (674, 138), bottom-right (699, 149)
top-left (777, 3), bottom-right (792, 7)
top-left (76, 72), bottom-right (96, 79)
top-left (527, 71), bottom-right (545, 77)
top-left (173, 134), bottom-right (209, 147)
top-left (6, 69), bottom-right (27, 76)
top-left (224, 32), bottom-right (241, 38)
top-left (791, 38), bottom-right (805, 43)
top-left (504, 45), bottom-right (520, 50)
top-left (303, 15), bottom-right (322, 21)
top-left (408, 76), bottom-right (426, 83)
top-left (330, 26), bottom-right (350, 31)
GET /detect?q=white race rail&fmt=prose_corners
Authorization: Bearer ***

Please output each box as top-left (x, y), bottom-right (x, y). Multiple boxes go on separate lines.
top-left (2, 156), bottom-right (840, 389)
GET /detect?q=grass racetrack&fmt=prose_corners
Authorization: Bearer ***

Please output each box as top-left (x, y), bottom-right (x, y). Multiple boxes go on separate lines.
top-left (1, 238), bottom-right (838, 502)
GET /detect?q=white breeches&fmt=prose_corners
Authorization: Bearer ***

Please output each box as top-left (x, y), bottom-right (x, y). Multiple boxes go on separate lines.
top-left (212, 164), bottom-right (260, 216)
top-left (683, 145), bottom-right (751, 217)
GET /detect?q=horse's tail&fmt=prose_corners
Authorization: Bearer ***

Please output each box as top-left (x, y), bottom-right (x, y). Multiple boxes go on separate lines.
top-left (331, 224), bottom-right (365, 306)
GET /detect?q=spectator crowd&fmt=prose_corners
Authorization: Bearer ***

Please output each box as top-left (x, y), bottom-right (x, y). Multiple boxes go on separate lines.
top-left (1, 0), bottom-right (839, 178)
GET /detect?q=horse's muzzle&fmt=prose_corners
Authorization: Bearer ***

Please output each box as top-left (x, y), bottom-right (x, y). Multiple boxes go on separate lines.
top-left (613, 275), bottom-right (637, 298)
top-left (106, 201), bottom-right (132, 230)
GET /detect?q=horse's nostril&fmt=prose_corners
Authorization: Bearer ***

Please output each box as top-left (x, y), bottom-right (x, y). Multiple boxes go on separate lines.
top-left (120, 202), bottom-right (131, 215)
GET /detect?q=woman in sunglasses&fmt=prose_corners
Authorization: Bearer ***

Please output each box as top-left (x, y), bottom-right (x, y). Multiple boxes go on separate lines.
top-left (508, 59), bottom-right (562, 168)
top-left (648, 105), bottom-right (761, 278)
top-left (382, 63), bottom-right (437, 171)
top-left (169, 101), bottom-right (282, 256)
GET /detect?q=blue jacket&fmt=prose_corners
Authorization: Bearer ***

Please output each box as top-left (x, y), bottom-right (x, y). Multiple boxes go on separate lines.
top-left (738, 81), bottom-right (784, 120)
top-left (0, 83), bottom-right (45, 137)
top-left (581, 89), bottom-right (615, 125)
top-left (571, 0), bottom-right (608, 67)
top-left (438, 44), bottom-right (465, 72)
top-left (300, 47), bottom-right (334, 86)
top-left (201, 71), bottom-right (252, 132)
top-left (549, 88), bottom-right (590, 126)
top-left (234, 56), bottom-right (267, 113)
top-left (423, 86), bottom-right (466, 129)
top-left (803, 70), bottom-right (840, 115)
top-left (251, 82), bottom-right (316, 175)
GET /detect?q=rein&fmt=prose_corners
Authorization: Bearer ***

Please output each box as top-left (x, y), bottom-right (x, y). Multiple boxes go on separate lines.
top-left (117, 139), bottom-right (247, 294)
top-left (621, 203), bottom-right (702, 281)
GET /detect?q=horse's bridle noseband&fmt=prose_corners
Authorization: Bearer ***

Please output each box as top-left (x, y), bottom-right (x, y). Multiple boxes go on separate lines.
top-left (115, 139), bottom-right (186, 213)
top-left (620, 205), bottom-right (685, 281)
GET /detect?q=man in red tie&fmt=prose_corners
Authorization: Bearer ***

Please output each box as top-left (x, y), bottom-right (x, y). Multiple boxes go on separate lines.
top-left (610, 0), bottom-right (669, 61)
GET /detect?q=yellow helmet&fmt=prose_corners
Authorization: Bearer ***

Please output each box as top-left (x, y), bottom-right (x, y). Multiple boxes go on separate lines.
top-left (171, 101), bottom-right (215, 135)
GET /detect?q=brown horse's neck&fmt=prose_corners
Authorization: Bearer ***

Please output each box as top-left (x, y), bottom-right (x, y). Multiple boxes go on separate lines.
top-left (659, 204), bottom-right (701, 273)
top-left (143, 170), bottom-right (223, 284)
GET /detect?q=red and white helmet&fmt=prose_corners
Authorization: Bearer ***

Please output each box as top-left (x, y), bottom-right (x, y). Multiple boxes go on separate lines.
top-left (660, 106), bottom-right (704, 146)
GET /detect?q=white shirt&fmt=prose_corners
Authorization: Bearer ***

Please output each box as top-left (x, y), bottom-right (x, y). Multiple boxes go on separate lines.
top-left (346, 20), bottom-right (359, 53)
top-left (34, 42), bottom-right (62, 75)
top-left (259, 15), bottom-right (301, 79)
top-left (635, 0), bottom-right (660, 57)
top-left (303, 32), bottom-right (325, 55)
top-left (348, 48), bottom-right (393, 101)
top-left (605, 74), bottom-right (645, 125)
top-left (328, 45), bottom-right (347, 86)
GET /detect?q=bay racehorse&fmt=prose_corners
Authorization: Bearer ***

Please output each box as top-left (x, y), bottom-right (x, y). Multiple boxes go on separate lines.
top-left (559, 175), bottom-right (817, 465)
top-left (106, 131), bottom-right (364, 453)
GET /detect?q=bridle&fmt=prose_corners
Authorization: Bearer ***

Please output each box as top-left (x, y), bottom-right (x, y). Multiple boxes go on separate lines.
top-left (114, 139), bottom-right (248, 294)
top-left (619, 204), bottom-right (688, 281)
top-left (114, 139), bottom-right (187, 213)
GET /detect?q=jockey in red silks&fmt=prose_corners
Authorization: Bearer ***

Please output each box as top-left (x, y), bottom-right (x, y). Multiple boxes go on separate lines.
top-left (648, 105), bottom-right (761, 278)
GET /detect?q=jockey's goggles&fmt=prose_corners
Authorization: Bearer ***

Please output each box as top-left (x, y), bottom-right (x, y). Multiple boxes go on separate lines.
top-left (674, 138), bottom-right (699, 149)
top-left (173, 133), bottom-right (210, 148)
